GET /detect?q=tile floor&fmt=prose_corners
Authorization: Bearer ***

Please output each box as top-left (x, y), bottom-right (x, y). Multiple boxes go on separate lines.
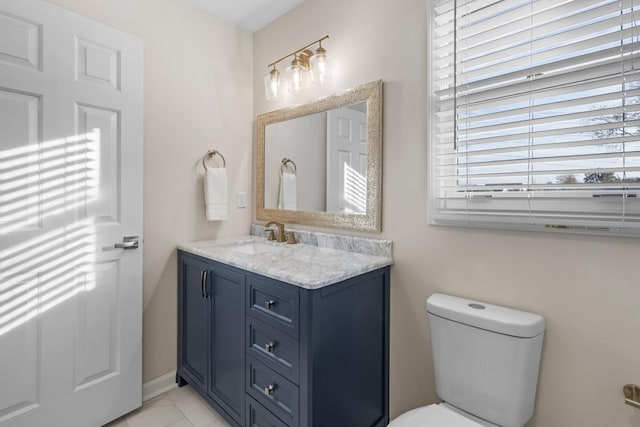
top-left (104, 385), bottom-right (232, 427)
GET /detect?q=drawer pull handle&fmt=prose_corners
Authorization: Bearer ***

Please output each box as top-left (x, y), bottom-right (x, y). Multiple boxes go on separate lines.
top-left (264, 384), bottom-right (277, 396)
top-left (264, 342), bottom-right (276, 352)
top-left (265, 299), bottom-right (277, 309)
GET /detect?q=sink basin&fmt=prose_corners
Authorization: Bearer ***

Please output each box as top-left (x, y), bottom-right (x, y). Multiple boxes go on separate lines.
top-left (220, 240), bottom-right (282, 255)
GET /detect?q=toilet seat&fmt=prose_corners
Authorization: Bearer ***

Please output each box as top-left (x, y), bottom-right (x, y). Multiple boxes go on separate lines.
top-left (388, 403), bottom-right (496, 427)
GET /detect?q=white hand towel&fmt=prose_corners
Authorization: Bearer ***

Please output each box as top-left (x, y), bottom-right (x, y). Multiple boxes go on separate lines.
top-left (204, 168), bottom-right (228, 221)
top-left (278, 172), bottom-right (297, 210)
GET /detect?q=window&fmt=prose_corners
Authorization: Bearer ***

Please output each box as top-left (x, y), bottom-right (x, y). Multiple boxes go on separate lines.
top-left (430, 0), bottom-right (640, 236)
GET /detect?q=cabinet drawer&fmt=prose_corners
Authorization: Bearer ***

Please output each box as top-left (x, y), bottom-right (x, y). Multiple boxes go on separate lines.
top-left (247, 317), bottom-right (299, 383)
top-left (246, 395), bottom-right (289, 427)
top-left (247, 277), bottom-right (299, 338)
top-left (246, 355), bottom-right (299, 426)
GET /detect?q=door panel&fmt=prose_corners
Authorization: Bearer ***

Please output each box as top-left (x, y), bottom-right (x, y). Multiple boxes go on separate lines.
top-left (76, 103), bottom-right (120, 222)
top-left (0, 309), bottom-right (39, 421)
top-left (0, 88), bottom-right (40, 232)
top-left (74, 260), bottom-right (119, 390)
top-left (0, 1), bottom-right (143, 426)
top-left (0, 11), bottom-right (41, 71)
top-left (76, 38), bottom-right (121, 89)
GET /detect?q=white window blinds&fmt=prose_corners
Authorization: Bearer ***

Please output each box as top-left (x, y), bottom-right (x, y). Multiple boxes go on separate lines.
top-left (430, 0), bottom-right (640, 236)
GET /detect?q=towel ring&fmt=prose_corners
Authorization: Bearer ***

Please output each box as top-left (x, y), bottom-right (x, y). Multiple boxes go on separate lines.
top-left (280, 158), bottom-right (297, 174)
top-left (203, 149), bottom-right (226, 170)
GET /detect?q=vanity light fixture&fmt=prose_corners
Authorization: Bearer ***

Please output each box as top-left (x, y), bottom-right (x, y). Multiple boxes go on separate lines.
top-left (264, 35), bottom-right (331, 100)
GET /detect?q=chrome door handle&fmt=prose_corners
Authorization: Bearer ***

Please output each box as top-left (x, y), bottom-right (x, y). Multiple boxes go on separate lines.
top-left (114, 236), bottom-right (139, 250)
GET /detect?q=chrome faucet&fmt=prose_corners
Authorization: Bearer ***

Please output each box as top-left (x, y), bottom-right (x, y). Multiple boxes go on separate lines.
top-left (264, 221), bottom-right (286, 242)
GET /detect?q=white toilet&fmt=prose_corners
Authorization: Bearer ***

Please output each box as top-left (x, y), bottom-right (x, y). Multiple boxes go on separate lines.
top-left (390, 293), bottom-right (545, 427)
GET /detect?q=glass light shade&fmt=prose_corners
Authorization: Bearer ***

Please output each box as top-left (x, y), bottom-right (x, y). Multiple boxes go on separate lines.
top-left (264, 68), bottom-right (280, 100)
top-left (286, 57), bottom-right (306, 93)
top-left (310, 46), bottom-right (332, 85)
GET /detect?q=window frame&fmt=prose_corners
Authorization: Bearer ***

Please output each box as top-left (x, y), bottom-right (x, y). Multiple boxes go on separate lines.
top-left (428, 0), bottom-right (640, 237)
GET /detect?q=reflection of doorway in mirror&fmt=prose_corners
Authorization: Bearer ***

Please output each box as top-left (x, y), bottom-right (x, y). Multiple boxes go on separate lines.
top-left (326, 106), bottom-right (367, 213)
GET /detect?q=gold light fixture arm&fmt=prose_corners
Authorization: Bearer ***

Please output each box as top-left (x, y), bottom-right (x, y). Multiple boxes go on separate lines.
top-left (267, 35), bottom-right (329, 68)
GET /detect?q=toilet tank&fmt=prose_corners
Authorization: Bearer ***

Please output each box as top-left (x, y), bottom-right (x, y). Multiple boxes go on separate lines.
top-left (427, 294), bottom-right (545, 427)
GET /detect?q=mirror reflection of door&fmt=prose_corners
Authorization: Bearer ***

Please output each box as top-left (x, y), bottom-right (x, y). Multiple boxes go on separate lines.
top-left (326, 105), bottom-right (367, 213)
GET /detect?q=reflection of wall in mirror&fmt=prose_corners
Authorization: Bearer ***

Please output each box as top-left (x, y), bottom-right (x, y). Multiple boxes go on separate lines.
top-left (326, 106), bottom-right (367, 213)
top-left (264, 112), bottom-right (327, 211)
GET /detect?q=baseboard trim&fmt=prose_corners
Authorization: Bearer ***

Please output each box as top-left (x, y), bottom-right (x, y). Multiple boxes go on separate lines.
top-left (142, 370), bottom-right (177, 402)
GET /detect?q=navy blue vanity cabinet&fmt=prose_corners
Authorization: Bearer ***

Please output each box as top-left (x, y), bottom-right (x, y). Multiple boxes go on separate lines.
top-left (178, 249), bottom-right (390, 427)
top-left (245, 267), bottom-right (391, 427)
top-left (177, 251), bottom-right (246, 427)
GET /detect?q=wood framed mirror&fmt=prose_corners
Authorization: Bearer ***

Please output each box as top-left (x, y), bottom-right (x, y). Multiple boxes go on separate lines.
top-left (256, 80), bottom-right (383, 232)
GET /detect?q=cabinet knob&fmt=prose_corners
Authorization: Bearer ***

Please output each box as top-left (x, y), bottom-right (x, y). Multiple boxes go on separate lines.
top-left (264, 384), bottom-right (277, 396)
top-left (265, 299), bottom-right (277, 309)
top-left (264, 342), bottom-right (276, 353)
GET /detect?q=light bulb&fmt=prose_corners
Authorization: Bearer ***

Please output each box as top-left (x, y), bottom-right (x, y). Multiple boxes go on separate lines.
top-left (287, 56), bottom-right (306, 93)
top-left (310, 45), bottom-right (332, 85)
top-left (264, 67), bottom-right (280, 100)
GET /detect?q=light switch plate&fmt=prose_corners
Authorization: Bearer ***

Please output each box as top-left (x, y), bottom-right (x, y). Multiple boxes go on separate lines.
top-left (237, 192), bottom-right (247, 208)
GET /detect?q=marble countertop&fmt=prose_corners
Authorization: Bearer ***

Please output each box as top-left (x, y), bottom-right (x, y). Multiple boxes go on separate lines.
top-left (178, 236), bottom-right (393, 289)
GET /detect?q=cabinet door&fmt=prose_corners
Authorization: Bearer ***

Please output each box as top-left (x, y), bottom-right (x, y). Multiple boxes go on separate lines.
top-left (178, 253), bottom-right (210, 391)
top-left (208, 266), bottom-right (245, 425)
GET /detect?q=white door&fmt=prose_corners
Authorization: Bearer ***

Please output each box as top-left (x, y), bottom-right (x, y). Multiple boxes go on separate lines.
top-left (0, 1), bottom-right (143, 426)
top-left (326, 106), bottom-right (367, 213)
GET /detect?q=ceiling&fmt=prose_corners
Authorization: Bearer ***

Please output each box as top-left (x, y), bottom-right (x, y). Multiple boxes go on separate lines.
top-left (184, 0), bottom-right (304, 32)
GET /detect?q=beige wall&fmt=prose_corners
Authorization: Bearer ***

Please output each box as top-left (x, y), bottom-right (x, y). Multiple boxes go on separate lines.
top-left (39, 0), bottom-right (640, 425)
top-left (254, 0), bottom-right (640, 426)
top-left (46, 0), bottom-right (254, 382)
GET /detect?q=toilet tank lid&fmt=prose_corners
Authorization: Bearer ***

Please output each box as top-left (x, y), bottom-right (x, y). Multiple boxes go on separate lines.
top-left (426, 293), bottom-right (545, 338)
